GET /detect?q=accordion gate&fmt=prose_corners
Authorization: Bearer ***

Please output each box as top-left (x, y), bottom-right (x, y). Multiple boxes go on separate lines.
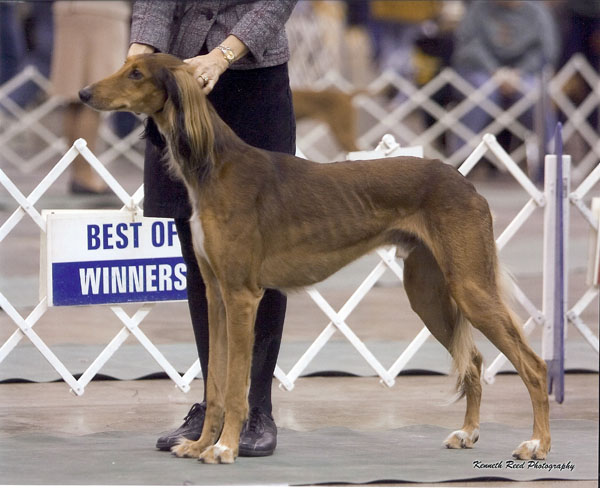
top-left (1, 135), bottom-right (597, 395)
top-left (1, 56), bottom-right (598, 395)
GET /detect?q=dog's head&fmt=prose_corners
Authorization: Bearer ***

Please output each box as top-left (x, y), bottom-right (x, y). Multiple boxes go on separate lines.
top-left (81, 52), bottom-right (217, 176)
top-left (79, 53), bottom-right (194, 115)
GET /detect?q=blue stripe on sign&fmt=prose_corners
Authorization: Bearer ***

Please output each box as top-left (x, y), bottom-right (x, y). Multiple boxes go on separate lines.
top-left (52, 257), bottom-right (188, 306)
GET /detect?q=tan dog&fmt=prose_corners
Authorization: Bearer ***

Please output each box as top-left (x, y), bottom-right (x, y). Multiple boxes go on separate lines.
top-left (292, 88), bottom-right (360, 152)
top-left (79, 53), bottom-right (550, 464)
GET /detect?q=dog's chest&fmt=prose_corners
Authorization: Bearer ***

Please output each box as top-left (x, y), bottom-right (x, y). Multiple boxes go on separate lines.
top-left (189, 214), bottom-right (206, 259)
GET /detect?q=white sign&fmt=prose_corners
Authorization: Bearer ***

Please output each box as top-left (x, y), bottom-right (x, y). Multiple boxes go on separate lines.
top-left (41, 210), bottom-right (187, 306)
top-left (347, 134), bottom-right (424, 160)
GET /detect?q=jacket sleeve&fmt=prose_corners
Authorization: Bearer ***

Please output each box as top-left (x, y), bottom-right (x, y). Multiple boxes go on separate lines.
top-left (229, 0), bottom-right (297, 64)
top-left (130, 0), bottom-right (177, 53)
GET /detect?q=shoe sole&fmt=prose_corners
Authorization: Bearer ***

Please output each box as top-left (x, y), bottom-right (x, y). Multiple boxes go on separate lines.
top-left (156, 438), bottom-right (176, 451)
top-left (238, 447), bottom-right (275, 457)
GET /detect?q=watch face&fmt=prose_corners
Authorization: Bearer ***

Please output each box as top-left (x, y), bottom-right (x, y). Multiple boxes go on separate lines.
top-left (219, 46), bottom-right (235, 62)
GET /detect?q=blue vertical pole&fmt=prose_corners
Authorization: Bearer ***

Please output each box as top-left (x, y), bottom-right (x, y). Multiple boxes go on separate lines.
top-left (547, 122), bottom-right (565, 403)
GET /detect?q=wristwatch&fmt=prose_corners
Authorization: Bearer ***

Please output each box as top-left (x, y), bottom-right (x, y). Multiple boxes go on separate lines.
top-left (216, 45), bottom-right (235, 65)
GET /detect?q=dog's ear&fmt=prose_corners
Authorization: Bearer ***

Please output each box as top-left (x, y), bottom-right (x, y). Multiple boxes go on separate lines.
top-left (154, 66), bottom-right (192, 159)
top-left (156, 67), bottom-right (182, 112)
top-left (153, 64), bottom-right (215, 177)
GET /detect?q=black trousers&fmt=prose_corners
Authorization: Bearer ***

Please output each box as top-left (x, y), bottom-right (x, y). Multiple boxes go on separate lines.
top-left (143, 64), bottom-right (296, 414)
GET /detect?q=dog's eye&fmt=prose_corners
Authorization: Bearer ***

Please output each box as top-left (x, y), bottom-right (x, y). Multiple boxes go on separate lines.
top-left (128, 68), bottom-right (143, 80)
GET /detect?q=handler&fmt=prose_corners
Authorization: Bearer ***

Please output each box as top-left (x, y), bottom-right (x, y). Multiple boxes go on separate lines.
top-left (128, 0), bottom-right (297, 457)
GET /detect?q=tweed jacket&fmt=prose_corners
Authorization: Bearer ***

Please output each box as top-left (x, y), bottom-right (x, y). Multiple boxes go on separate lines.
top-left (130, 0), bottom-right (297, 69)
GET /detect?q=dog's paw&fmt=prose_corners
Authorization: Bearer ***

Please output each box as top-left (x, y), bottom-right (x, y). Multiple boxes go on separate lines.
top-left (171, 438), bottom-right (205, 458)
top-left (444, 428), bottom-right (479, 449)
top-left (512, 439), bottom-right (549, 460)
top-left (200, 443), bottom-right (236, 464)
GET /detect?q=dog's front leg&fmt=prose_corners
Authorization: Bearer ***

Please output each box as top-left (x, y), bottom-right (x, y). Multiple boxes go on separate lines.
top-left (172, 258), bottom-right (227, 459)
top-left (199, 286), bottom-right (263, 464)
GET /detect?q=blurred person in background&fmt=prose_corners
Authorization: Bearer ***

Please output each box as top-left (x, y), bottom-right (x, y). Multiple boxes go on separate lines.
top-left (369, 0), bottom-right (442, 82)
top-left (450, 0), bottom-right (559, 156)
top-left (343, 0), bottom-right (375, 86)
top-left (553, 0), bottom-right (600, 130)
top-left (0, 2), bottom-right (53, 109)
top-left (50, 1), bottom-right (130, 194)
top-left (558, 0), bottom-right (600, 71)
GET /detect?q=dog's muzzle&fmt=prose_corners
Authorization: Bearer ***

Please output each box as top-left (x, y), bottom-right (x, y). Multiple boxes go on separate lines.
top-left (78, 87), bottom-right (92, 103)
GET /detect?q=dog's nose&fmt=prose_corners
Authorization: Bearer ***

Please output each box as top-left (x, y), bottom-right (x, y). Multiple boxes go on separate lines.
top-left (78, 87), bottom-right (92, 103)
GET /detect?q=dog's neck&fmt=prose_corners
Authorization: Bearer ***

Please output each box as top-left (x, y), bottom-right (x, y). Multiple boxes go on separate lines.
top-left (202, 102), bottom-right (248, 160)
top-left (149, 96), bottom-right (248, 193)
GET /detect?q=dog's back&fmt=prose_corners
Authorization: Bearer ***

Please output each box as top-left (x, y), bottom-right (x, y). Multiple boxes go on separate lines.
top-left (247, 153), bottom-right (489, 289)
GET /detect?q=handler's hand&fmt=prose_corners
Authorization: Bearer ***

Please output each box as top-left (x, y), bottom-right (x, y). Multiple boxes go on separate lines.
top-left (184, 50), bottom-right (229, 95)
top-left (127, 42), bottom-right (155, 58)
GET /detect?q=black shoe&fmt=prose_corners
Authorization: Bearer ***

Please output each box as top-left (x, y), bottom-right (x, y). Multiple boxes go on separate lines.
top-left (156, 402), bottom-right (205, 451)
top-left (239, 407), bottom-right (277, 457)
top-left (156, 403), bottom-right (277, 457)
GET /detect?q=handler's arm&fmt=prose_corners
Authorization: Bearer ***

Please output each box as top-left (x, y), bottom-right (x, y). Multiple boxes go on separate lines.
top-left (230, 0), bottom-right (297, 64)
top-left (184, 35), bottom-right (249, 94)
top-left (128, 0), bottom-right (176, 55)
top-left (185, 1), bottom-right (297, 94)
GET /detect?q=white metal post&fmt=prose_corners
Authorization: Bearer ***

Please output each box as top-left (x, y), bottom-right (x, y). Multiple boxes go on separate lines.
top-left (542, 154), bottom-right (570, 402)
top-left (542, 155), bottom-right (570, 361)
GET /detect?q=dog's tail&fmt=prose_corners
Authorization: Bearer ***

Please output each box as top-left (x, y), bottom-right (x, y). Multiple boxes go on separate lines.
top-left (448, 261), bottom-right (518, 401)
top-left (448, 300), bottom-right (480, 401)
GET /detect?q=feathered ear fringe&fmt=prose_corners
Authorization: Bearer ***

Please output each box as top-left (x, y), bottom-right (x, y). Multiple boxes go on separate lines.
top-left (143, 117), bottom-right (165, 148)
top-left (156, 66), bottom-right (215, 181)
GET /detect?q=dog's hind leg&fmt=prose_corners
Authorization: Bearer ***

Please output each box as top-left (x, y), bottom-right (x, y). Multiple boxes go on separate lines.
top-left (199, 285), bottom-right (263, 464)
top-left (450, 274), bottom-right (550, 459)
top-left (434, 214), bottom-right (551, 460)
top-left (404, 243), bottom-right (483, 449)
top-left (172, 257), bottom-right (228, 459)
top-left (422, 191), bottom-right (549, 459)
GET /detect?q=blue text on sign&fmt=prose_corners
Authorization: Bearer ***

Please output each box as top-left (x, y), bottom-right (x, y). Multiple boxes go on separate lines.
top-left (87, 221), bottom-right (178, 250)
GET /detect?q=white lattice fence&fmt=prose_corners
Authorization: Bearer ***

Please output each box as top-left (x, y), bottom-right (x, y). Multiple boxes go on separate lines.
top-left (565, 164), bottom-right (600, 354)
top-left (0, 139), bottom-right (206, 395)
top-left (288, 55), bottom-right (599, 182)
top-left (3, 133), bottom-right (595, 395)
top-left (275, 133), bottom-right (569, 390)
top-left (0, 66), bottom-right (145, 175)
top-left (1, 56), bottom-right (598, 394)
top-left (549, 55), bottom-right (600, 181)
top-left (1, 55), bottom-right (598, 183)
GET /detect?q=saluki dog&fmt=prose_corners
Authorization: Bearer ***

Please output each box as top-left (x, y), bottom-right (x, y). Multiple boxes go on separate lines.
top-left (79, 53), bottom-right (551, 464)
top-left (292, 88), bottom-right (361, 152)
